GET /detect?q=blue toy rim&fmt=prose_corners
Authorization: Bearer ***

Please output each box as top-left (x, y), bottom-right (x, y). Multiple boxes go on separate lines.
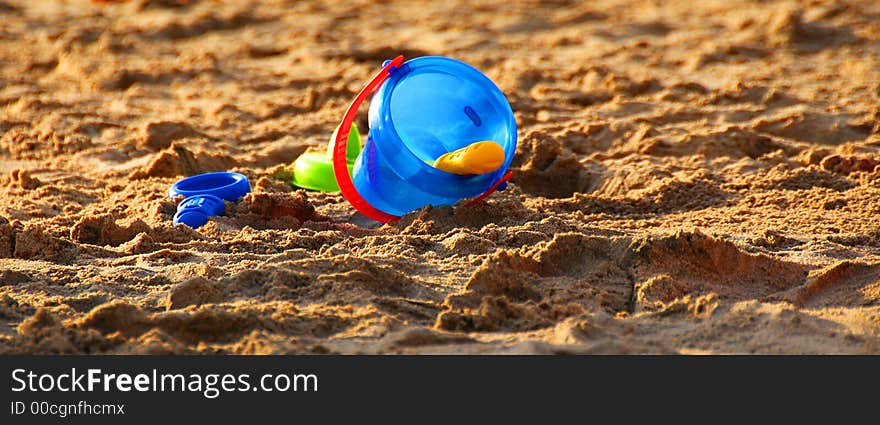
top-left (168, 172), bottom-right (251, 202)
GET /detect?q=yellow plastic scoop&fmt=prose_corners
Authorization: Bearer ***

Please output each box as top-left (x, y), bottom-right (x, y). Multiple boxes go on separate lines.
top-left (433, 141), bottom-right (505, 175)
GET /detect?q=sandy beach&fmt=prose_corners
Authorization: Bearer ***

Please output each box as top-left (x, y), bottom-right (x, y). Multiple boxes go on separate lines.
top-left (1, 0), bottom-right (879, 354)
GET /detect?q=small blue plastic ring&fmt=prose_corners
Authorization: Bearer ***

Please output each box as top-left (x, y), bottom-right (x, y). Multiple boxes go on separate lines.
top-left (168, 172), bottom-right (251, 202)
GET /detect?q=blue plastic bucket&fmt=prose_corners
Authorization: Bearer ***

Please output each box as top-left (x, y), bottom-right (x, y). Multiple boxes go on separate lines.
top-left (333, 56), bottom-right (517, 221)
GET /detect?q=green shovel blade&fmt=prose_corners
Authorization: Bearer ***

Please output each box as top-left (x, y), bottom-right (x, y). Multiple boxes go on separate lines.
top-left (292, 123), bottom-right (361, 192)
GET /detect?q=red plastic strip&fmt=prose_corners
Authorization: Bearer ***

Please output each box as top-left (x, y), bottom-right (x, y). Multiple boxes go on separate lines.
top-left (464, 171), bottom-right (513, 207)
top-left (332, 55), bottom-right (405, 223)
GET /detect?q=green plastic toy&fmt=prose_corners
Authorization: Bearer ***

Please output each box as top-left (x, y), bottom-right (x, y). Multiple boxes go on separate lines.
top-left (291, 123), bottom-right (361, 192)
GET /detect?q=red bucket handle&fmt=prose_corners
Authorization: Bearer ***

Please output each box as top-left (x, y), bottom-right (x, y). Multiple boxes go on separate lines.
top-left (332, 55), bottom-right (513, 223)
top-left (332, 55), bottom-right (404, 223)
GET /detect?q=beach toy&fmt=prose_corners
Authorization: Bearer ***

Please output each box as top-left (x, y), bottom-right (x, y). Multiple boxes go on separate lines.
top-left (433, 140), bottom-right (506, 175)
top-left (168, 172), bottom-right (251, 228)
top-left (291, 124), bottom-right (361, 192)
top-left (331, 55), bottom-right (517, 222)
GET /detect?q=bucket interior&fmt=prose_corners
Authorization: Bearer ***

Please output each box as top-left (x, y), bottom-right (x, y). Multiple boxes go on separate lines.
top-left (387, 62), bottom-right (514, 165)
top-left (357, 57), bottom-right (516, 216)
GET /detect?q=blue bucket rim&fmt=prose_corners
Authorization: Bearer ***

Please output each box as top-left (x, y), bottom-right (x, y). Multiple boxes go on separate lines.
top-left (368, 56), bottom-right (517, 200)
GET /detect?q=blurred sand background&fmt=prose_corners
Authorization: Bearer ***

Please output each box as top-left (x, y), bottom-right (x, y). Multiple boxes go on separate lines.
top-left (1, 0), bottom-right (879, 354)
